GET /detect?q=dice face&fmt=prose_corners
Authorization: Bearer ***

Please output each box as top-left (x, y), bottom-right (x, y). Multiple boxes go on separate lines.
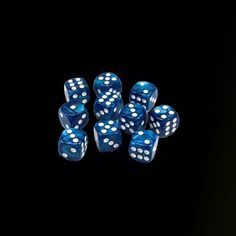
top-left (129, 81), bottom-right (158, 111)
top-left (64, 77), bottom-right (90, 104)
top-left (129, 130), bottom-right (159, 163)
top-left (93, 91), bottom-right (123, 120)
top-left (119, 103), bottom-right (147, 135)
top-left (58, 128), bottom-right (88, 161)
top-left (149, 105), bottom-right (180, 138)
top-left (94, 120), bottom-right (122, 152)
top-left (58, 101), bottom-right (89, 129)
top-left (93, 72), bottom-right (122, 97)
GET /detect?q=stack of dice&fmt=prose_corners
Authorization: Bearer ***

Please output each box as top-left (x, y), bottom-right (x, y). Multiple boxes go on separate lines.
top-left (93, 72), bottom-right (123, 153)
top-left (57, 72), bottom-right (180, 163)
top-left (92, 72), bottom-right (180, 163)
top-left (123, 81), bottom-right (180, 163)
top-left (57, 78), bottom-right (90, 161)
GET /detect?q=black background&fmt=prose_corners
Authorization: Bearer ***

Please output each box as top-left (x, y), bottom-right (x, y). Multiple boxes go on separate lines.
top-left (10, 1), bottom-right (236, 235)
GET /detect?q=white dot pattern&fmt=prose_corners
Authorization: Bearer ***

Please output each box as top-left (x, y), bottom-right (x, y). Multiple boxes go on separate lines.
top-left (103, 138), bottom-right (109, 143)
top-left (130, 153), bottom-right (136, 158)
top-left (73, 138), bottom-right (79, 143)
top-left (144, 140), bottom-right (150, 144)
top-left (62, 153), bottom-right (68, 158)
top-left (108, 141), bottom-right (114, 146)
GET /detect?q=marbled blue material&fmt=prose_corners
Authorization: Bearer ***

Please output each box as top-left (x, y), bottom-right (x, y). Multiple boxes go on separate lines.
top-left (129, 130), bottom-right (159, 163)
top-left (93, 72), bottom-right (122, 97)
top-left (58, 101), bottom-right (89, 129)
top-left (149, 105), bottom-right (180, 138)
top-left (119, 103), bottom-right (147, 135)
top-left (129, 81), bottom-right (158, 111)
top-left (64, 77), bottom-right (90, 104)
top-left (94, 120), bottom-right (122, 152)
top-left (94, 91), bottom-right (123, 120)
top-left (58, 128), bottom-right (88, 161)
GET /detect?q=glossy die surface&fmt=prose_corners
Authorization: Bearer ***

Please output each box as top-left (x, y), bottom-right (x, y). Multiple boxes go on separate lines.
top-left (93, 72), bottom-right (122, 97)
top-left (94, 120), bottom-right (122, 152)
top-left (129, 130), bottom-right (159, 163)
top-left (119, 103), bottom-right (147, 135)
top-left (64, 77), bottom-right (90, 104)
top-left (94, 91), bottom-right (123, 120)
top-left (149, 105), bottom-right (180, 138)
top-left (58, 101), bottom-right (89, 129)
top-left (58, 128), bottom-right (88, 161)
top-left (129, 81), bottom-right (158, 111)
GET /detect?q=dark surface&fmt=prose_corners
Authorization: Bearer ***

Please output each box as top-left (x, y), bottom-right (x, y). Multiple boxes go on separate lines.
top-left (10, 1), bottom-right (236, 235)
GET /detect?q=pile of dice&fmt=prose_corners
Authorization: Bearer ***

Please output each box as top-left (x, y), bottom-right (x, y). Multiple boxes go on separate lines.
top-left (58, 72), bottom-right (180, 163)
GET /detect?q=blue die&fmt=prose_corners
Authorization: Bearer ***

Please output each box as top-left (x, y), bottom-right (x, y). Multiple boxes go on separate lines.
top-left (58, 128), bottom-right (88, 161)
top-left (64, 77), bottom-right (90, 104)
top-left (129, 81), bottom-right (158, 111)
top-left (94, 120), bottom-right (122, 152)
top-left (129, 130), bottom-right (159, 163)
top-left (93, 72), bottom-right (122, 97)
top-left (58, 101), bottom-right (89, 129)
top-left (119, 103), bottom-right (147, 135)
top-left (149, 105), bottom-right (180, 138)
top-left (94, 91), bottom-right (123, 120)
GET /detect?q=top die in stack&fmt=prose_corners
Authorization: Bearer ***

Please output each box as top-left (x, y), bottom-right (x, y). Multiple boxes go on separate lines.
top-left (93, 72), bottom-right (123, 121)
top-left (64, 77), bottom-right (90, 104)
top-left (93, 72), bottom-right (122, 97)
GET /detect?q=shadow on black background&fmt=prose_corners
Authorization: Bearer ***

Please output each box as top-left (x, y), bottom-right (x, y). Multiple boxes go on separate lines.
top-left (9, 1), bottom-right (236, 235)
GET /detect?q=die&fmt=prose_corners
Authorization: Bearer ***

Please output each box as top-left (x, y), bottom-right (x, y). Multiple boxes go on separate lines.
top-left (93, 72), bottom-right (122, 97)
top-left (129, 130), bottom-right (159, 163)
top-left (58, 128), bottom-right (88, 161)
top-left (94, 120), bottom-right (122, 152)
top-left (119, 103), bottom-right (147, 135)
top-left (64, 77), bottom-right (90, 104)
top-left (129, 81), bottom-right (158, 111)
top-left (149, 105), bottom-right (180, 138)
top-left (94, 91), bottom-right (123, 120)
top-left (58, 101), bottom-right (89, 129)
